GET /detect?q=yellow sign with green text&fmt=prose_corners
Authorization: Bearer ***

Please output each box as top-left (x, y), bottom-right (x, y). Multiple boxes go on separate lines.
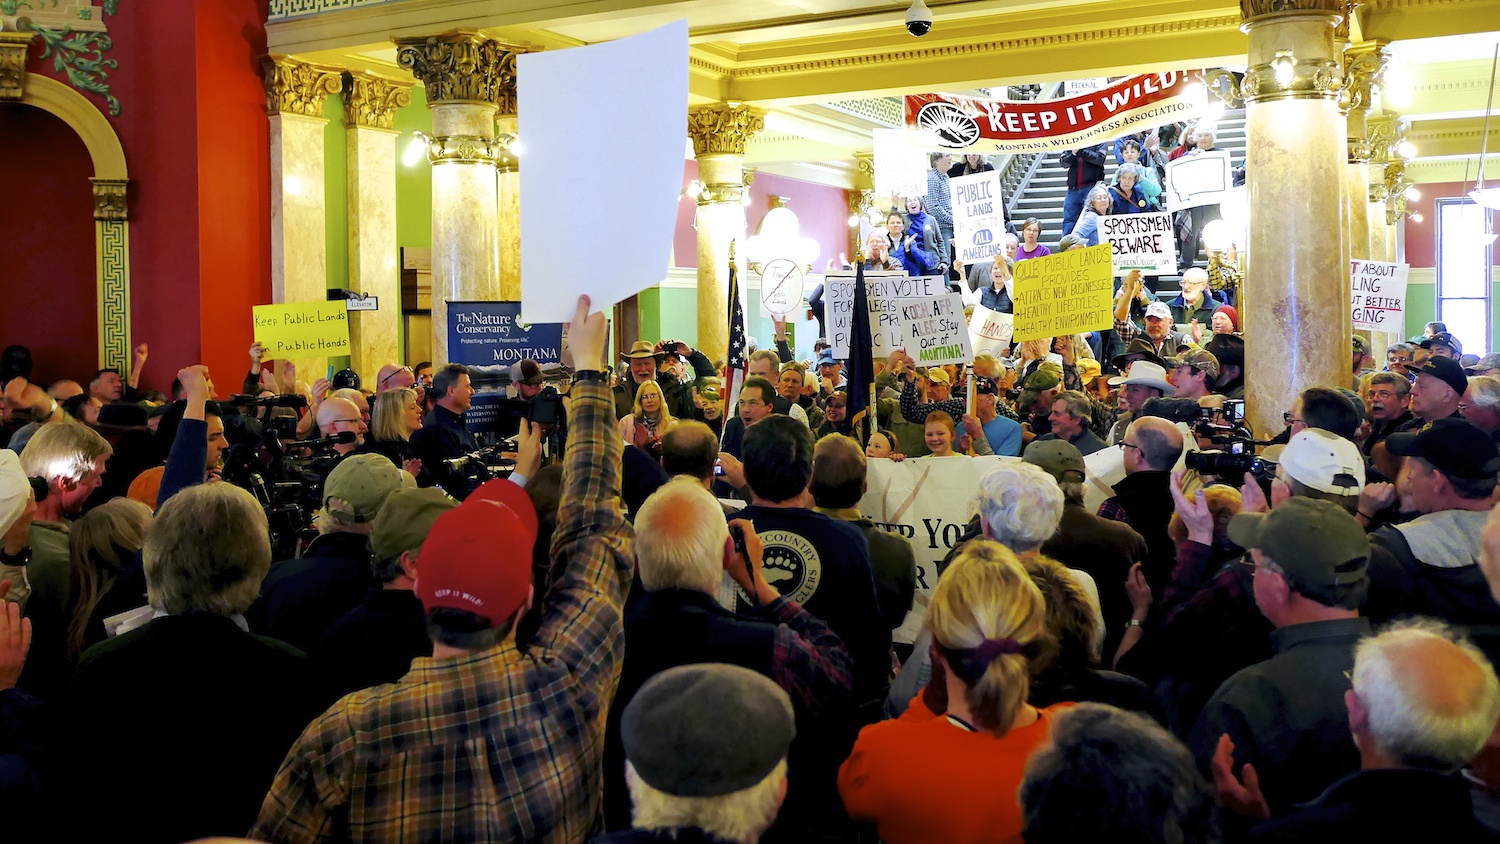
top-left (1011, 243), bottom-right (1114, 342)
top-left (252, 301), bottom-right (350, 358)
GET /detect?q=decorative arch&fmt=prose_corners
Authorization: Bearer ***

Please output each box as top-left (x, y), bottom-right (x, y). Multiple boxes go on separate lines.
top-left (19, 73), bottom-right (132, 370)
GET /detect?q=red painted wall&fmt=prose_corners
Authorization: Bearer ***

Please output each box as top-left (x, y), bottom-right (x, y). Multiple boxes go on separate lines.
top-left (21, 0), bottom-right (270, 393)
top-left (671, 159), bottom-right (853, 270)
top-left (1402, 181), bottom-right (1500, 268)
top-left (195, 0), bottom-right (272, 389)
top-left (0, 104), bottom-right (99, 386)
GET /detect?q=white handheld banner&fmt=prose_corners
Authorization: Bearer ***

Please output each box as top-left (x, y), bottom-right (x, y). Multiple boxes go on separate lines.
top-left (1164, 150), bottom-right (1233, 212)
top-left (519, 21), bottom-right (688, 323)
top-left (1102, 212), bottom-right (1177, 275)
top-left (825, 272), bottom-right (945, 359)
top-left (758, 259), bottom-right (806, 318)
top-left (1350, 260), bottom-right (1408, 333)
top-left (949, 172), bottom-right (1005, 265)
top-left (896, 292), bottom-right (972, 366)
top-left (859, 448), bottom-right (1123, 643)
top-left (873, 128), bottom-right (934, 201)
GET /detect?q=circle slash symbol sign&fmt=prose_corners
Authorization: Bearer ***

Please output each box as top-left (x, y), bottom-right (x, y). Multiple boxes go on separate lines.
top-left (916, 102), bottom-right (981, 148)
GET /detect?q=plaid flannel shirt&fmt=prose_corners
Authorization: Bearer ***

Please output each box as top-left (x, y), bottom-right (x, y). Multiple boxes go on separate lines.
top-left (251, 381), bottom-right (634, 844)
top-left (763, 596), bottom-right (854, 720)
top-left (899, 378), bottom-right (1016, 423)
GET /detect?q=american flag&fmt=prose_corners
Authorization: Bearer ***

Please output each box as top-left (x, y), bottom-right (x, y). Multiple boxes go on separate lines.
top-left (723, 258), bottom-right (748, 441)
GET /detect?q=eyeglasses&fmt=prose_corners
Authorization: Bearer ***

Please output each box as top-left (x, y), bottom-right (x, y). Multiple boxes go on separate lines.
top-left (379, 366), bottom-right (413, 386)
top-left (329, 418), bottom-right (361, 426)
top-left (1117, 441), bottom-right (1142, 453)
top-left (1283, 413), bottom-right (1304, 425)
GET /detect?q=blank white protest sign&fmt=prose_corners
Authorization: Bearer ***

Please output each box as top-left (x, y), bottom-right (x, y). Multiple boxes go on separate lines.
top-left (519, 21), bottom-right (688, 322)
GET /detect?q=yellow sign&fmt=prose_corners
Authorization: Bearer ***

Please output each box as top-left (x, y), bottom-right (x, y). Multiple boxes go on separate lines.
top-left (1011, 244), bottom-right (1114, 342)
top-left (252, 301), bottom-right (350, 357)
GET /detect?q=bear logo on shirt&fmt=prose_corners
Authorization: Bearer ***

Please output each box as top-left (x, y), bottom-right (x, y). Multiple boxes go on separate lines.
top-left (755, 530), bottom-right (823, 605)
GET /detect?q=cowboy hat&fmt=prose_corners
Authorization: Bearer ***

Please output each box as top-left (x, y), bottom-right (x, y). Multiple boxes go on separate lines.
top-left (622, 340), bottom-right (667, 361)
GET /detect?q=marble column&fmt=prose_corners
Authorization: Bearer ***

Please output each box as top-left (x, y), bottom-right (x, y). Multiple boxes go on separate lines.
top-left (688, 104), bottom-right (764, 364)
top-left (496, 113), bottom-right (522, 301)
top-left (395, 32), bottom-right (524, 364)
top-left (343, 71), bottom-right (413, 379)
top-left (1239, 1), bottom-right (1347, 437)
top-left (1342, 42), bottom-right (1390, 362)
top-left (264, 55), bottom-right (342, 382)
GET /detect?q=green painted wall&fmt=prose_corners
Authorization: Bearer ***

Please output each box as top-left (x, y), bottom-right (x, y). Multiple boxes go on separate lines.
top-left (1405, 282), bottom-right (1435, 341)
top-left (394, 87), bottom-right (433, 251)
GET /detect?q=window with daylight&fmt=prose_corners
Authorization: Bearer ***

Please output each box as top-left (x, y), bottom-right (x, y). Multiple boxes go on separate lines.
top-left (1436, 198), bottom-right (1494, 356)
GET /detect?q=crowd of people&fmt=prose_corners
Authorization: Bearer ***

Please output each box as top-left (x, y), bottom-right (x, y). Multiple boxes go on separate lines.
top-left (1, 128), bottom-right (1499, 843)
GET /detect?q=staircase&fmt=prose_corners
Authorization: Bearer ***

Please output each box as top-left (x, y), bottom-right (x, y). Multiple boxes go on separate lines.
top-left (1006, 108), bottom-right (1247, 291)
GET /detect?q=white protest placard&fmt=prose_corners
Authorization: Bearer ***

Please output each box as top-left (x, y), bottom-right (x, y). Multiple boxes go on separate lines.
top-left (873, 128), bottom-right (933, 201)
top-left (1351, 259), bottom-right (1409, 333)
top-left (968, 303), bottom-right (1013, 356)
top-left (1102, 212), bottom-right (1176, 275)
top-left (896, 293), bottom-right (972, 367)
top-left (1164, 149), bottom-right (1233, 212)
top-left (949, 172), bottom-right (1005, 265)
top-left (519, 21), bottom-right (687, 323)
top-left (758, 258), bottom-right (806, 317)
top-left (825, 272), bottom-right (944, 359)
top-left (859, 448), bottom-right (1121, 643)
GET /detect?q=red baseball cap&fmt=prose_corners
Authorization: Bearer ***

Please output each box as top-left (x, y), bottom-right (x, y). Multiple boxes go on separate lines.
top-left (468, 478), bottom-right (539, 538)
top-left (417, 490), bottom-right (538, 628)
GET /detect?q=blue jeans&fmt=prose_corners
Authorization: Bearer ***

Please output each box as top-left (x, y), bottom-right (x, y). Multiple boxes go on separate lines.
top-left (1062, 186), bottom-right (1091, 239)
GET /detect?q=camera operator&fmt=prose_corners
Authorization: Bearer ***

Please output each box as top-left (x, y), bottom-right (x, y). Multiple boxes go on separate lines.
top-left (411, 364), bottom-right (480, 498)
top-left (513, 359), bottom-right (566, 458)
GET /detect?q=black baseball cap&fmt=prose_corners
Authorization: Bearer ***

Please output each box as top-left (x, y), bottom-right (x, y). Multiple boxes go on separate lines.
top-left (975, 375), bottom-right (999, 396)
top-left (1386, 417), bottom-right (1500, 480)
top-left (1410, 356), bottom-right (1469, 397)
top-left (1420, 332), bottom-right (1462, 355)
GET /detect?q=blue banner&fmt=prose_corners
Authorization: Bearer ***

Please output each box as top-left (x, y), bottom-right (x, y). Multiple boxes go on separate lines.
top-left (447, 301), bottom-right (565, 435)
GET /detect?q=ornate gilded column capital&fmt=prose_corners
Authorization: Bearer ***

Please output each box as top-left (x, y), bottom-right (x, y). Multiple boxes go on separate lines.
top-left (91, 178), bottom-right (127, 221)
top-left (262, 54), bottom-right (343, 118)
top-left (343, 71), bottom-right (413, 130)
top-left (1339, 42), bottom-right (1389, 116)
top-left (1364, 112), bottom-right (1406, 165)
top-left (0, 30), bottom-right (34, 101)
top-left (1239, 0), bottom-right (1345, 26)
top-left (393, 31), bottom-right (530, 113)
top-left (688, 103), bottom-right (766, 157)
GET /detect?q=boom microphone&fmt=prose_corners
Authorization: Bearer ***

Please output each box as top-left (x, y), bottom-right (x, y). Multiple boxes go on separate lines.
top-left (283, 431), bottom-right (358, 450)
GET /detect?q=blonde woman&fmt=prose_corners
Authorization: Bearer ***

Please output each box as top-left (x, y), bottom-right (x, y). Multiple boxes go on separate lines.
top-left (619, 379), bottom-right (676, 456)
top-left (365, 387), bottom-right (424, 477)
top-left (66, 498), bottom-right (153, 662)
top-left (839, 541), bottom-right (1069, 844)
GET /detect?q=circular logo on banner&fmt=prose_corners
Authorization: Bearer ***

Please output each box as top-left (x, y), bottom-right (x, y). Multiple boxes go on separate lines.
top-left (759, 258), bottom-right (806, 317)
top-left (916, 102), bottom-right (981, 148)
top-left (756, 529), bottom-right (823, 605)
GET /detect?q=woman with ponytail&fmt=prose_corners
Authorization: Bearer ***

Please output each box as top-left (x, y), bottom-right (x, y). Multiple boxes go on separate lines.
top-left (838, 541), bottom-right (1072, 844)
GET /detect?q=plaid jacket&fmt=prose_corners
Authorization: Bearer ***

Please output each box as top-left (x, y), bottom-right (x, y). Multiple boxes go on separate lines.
top-left (251, 381), bottom-right (634, 844)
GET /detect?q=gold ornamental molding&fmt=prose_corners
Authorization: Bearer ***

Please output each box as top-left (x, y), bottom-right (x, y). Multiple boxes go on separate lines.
top-left (262, 54), bottom-right (343, 118)
top-left (0, 31), bottom-right (32, 101)
top-left (393, 30), bottom-right (531, 113)
top-left (688, 104), bottom-right (765, 157)
top-left (426, 133), bottom-right (500, 166)
top-left (343, 70), bottom-right (413, 130)
top-left (91, 178), bottom-right (128, 221)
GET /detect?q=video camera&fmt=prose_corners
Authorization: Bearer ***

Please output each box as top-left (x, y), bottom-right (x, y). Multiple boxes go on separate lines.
top-left (442, 439), bottom-right (518, 499)
top-left (220, 428), bottom-right (357, 559)
top-left (223, 393), bottom-right (308, 441)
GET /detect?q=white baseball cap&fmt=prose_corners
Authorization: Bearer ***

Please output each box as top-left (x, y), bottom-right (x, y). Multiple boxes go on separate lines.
top-left (1144, 301), bottom-right (1172, 320)
top-left (1279, 429), bottom-right (1365, 496)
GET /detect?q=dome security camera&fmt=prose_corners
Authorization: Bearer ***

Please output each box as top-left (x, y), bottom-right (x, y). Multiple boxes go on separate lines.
top-left (905, 0), bottom-right (933, 37)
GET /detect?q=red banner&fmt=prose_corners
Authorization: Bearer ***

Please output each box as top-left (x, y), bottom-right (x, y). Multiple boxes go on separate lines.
top-left (903, 71), bottom-right (1206, 155)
